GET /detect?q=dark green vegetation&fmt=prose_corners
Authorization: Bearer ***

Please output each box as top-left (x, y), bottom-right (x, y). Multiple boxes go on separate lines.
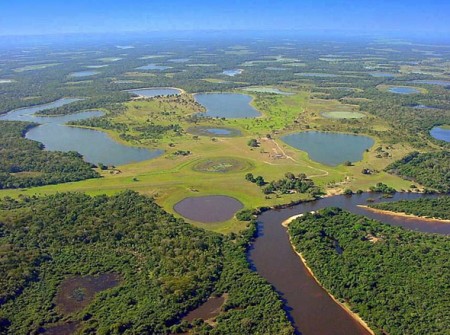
top-left (0, 191), bottom-right (293, 334)
top-left (289, 208), bottom-right (450, 335)
top-left (0, 121), bottom-right (99, 189)
top-left (386, 151), bottom-right (450, 193)
top-left (370, 196), bottom-right (450, 220)
top-left (369, 182), bottom-right (396, 194)
top-left (247, 172), bottom-right (321, 196)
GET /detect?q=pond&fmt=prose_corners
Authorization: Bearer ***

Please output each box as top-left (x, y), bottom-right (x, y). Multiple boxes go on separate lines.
top-left (388, 87), bottom-right (420, 94)
top-left (0, 99), bottom-right (163, 166)
top-left (222, 69), bottom-right (243, 76)
top-left (242, 87), bottom-right (293, 95)
top-left (174, 195), bottom-right (243, 223)
top-left (249, 192), bottom-right (446, 335)
top-left (187, 126), bottom-right (242, 137)
top-left (430, 126), bottom-right (450, 142)
top-left (281, 131), bottom-right (374, 166)
top-left (413, 80), bottom-right (450, 87)
top-left (127, 87), bottom-right (181, 98)
top-left (136, 64), bottom-right (172, 71)
top-left (194, 93), bottom-right (261, 119)
top-left (69, 70), bottom-right (100, 77)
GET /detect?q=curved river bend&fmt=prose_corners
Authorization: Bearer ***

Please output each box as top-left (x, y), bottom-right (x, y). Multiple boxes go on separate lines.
top-left (249, 193), bottom-right (448, 335)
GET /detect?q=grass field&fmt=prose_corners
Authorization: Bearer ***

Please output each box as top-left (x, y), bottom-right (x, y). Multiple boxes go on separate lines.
top-left (0, 88), bottom-right (419, 233)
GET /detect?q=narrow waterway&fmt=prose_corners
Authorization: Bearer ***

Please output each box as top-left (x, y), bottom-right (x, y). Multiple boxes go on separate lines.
top-left (248, 193), bottom-right (447, 335)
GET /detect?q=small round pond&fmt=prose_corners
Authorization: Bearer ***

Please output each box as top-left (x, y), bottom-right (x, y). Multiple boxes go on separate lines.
top-left (430, 126), bottom-right (450, 142)
top-left (127, 87), bottom-right (181, 98)
top-left (187, 126), bottom-right (242, 137)
top-left (174, 195), bottom-right (244, 223)
top-left (194, 93), bottom-right (261, 119)
top-left (388, 87), bottom-right (420, 94)
top-left (282, 131), bottom-right (374, 166)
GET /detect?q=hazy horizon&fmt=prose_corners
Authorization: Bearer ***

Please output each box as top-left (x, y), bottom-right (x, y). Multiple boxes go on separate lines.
top-left (1, 0), bottom-right (450, 37)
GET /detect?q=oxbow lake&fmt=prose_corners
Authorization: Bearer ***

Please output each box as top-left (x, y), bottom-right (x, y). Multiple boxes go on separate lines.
top-left (0, 98), bottom-right (162, 166)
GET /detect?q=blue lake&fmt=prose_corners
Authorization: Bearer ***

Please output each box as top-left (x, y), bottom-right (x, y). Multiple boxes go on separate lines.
top-left (0, 98), bottom-right (162, 166)
top-left (136, 64), bottom-right (172, 71)
top-left (282, 131), bottom-right (374, 166)
top-left (430, 126), bottom-right (450, 143)
top-left (69, 71), bottom-right (100, 77)
top-left (266, 67), bottom-right (288, 71)
top-left (388, 87), bottom-right (420, 94)
top-left (127, 88), bottom-right (181, 98)
top-left (413, 80), bottom-right (450, 87)
top-left (222, 69), bottom-right (243, 76)
top-left (242, 87), bottom-right (293, 95)
top-left (194, 93), bottom-right (261, 119)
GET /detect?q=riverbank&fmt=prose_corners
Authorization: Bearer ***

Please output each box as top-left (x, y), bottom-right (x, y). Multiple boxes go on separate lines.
top-left (283, 215), bottom-right (375, 335)
top-left (359, 205), bottom-right (450, 223)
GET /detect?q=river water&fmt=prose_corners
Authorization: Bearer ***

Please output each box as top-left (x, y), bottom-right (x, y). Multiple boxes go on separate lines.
top-left (249, 192), bottom-right (447, 335)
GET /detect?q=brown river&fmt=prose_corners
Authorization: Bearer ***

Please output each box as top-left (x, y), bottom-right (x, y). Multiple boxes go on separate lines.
top-left (248, 193), bottom-right (448, 335)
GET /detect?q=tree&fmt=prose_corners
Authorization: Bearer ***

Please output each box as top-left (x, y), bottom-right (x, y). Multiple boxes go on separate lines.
top-left (247, 139), bottom-right (259, 147)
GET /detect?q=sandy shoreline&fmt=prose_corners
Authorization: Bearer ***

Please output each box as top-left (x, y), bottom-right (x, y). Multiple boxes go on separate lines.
top-left (359, 205), bottom-right (450, 223)
top-left (283, 216), bottom-right (376, 335)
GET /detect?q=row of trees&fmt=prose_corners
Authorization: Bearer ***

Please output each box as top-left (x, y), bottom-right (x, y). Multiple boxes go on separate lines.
top-left (370, 196), bottom-right (450, 220)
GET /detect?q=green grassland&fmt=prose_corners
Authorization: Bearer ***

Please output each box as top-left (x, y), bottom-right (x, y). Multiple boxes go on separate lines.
top-left (0, 89), bottom-right (420, 233)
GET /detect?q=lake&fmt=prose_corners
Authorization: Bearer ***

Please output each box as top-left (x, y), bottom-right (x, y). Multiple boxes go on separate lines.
top-left (222, 69), bottom-right (243, 76)
top-left (282, 131), bottom-right (374, 166)
top-left (187, 126), bottom-right (242, 137)
top-left (194, 93), bottom-right (261, 118)
top-left (0, 99), bottom-right (162, 166)
top-left (242, 87), bottom-right (293, 95)
top-left (413, 80), bottom-right (450, 87)
top-left (388, 87), bottom-right (420, 94)
top-left (249, 193), bottom-right (447, 335)
top-left (127, 87), bottom-right (181, 98)
top-left (430, 126), bottom-right (450, 142)
top-left (136, 64), bottom-right (172, 71)
top-left (174, 195), bottom-right (244, 222)
top-left (69, 70), bottom-right (100, 77)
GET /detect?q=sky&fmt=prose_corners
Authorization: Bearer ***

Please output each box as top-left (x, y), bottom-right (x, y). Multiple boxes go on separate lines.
top-left (1, 0), bottom-right (450, 36)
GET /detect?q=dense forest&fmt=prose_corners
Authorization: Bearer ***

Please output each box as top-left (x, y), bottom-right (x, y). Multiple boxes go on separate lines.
top-left (0, 121), bottom-right (99, 189)
top-left (288, 208), bottom-right (450, 335)
top-left (385, 151), bottom-right (450, 193)
top-left (369, 196), bottom-right (450, 220)
top-left (0, 191), bottom-right (294, 334)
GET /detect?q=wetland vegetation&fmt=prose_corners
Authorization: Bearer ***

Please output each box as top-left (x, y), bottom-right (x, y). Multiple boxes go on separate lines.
top-left (1, 33), bottom-right (450, 334)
